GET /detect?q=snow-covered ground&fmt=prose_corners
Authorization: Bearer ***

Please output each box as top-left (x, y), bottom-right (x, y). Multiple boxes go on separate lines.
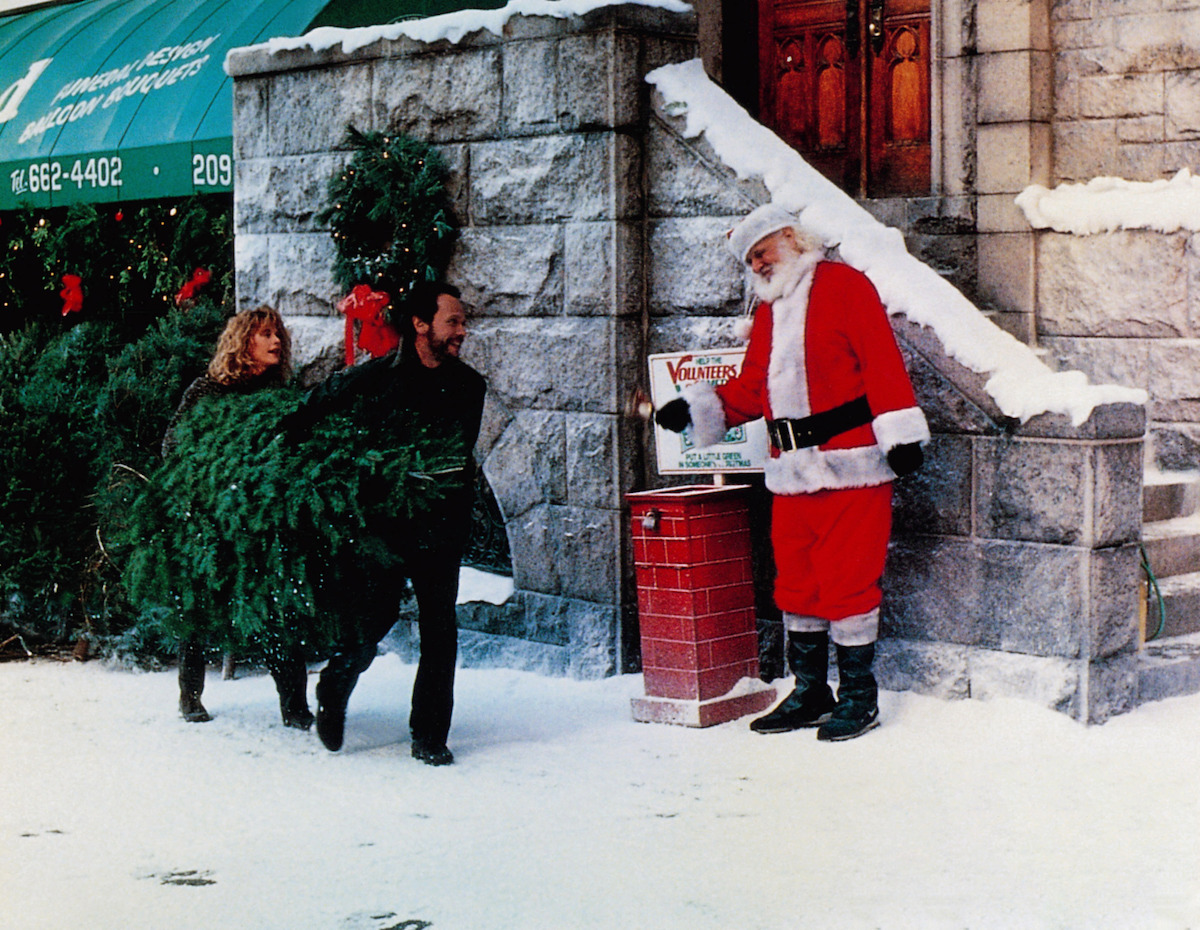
top-left (4, 655), bottom-right (1199, 930)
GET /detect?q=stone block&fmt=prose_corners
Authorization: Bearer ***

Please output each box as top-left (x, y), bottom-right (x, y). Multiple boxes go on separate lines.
top-left (874, 639), bottom-right (971, 699)
top-left (648, 216), bottom-right (745, 314)
top-left (435, 143), bottom-right (470, 226)
top-left (1118, 116), bottom-right (1165, 144)
top-left (978, 51), bottom-right (1053, 123)
top-left (270, 63), bottom-right (375, 156)
top-left (282, 315), bottom-right (345, 388)
top-left (646, 120), bottom-right (756, 217)
top-left (274, 153), bottom-right (350, 233)
top-left (1085, 651), bottom-right (1139, 723)
top-left (1166, 71), bottom-right (1200, 140)
top-left (893, 433), bottom-right (974, 537)
top-left (977, 121), bottom-right (1051, 193)
top-left (470, 133), bottom-right (641, 225)
top-left (555, 31), bottom-right (643, 131)
top-left (976, 0), bottom-right (1050, 52)
top-left (1053, 121), bottom-right (1116, 182)
top-left (1113, 141), bottom-right (1165, 182)
top-left (1078, 73), bottom-right (1164, 120)
top-left (882, 536), bottom-right (989, 646)
top-left (564, 221), bottom-right (642, 317)
top-left (1112, 14), bottom-right (1200, 73)
top-left (565, 413), bottom-right (620, 509)
top-left (645, 315), bottom-right (745, 356)
top-left (1048, 18), bottom-right (1108, 52)
top-left (233, 158), bottom-right (272, 236)
top-left (268, 233), bottom-right (339, 316)
top-left (483, 409), bottom-right (567, 519)
top-left (1090, 544), bottom-right (1142, 658)
top-left (1037, 231), bottom-right (1189, 337)
top-left (465, 317), bottom-right (620, 413)
top-left (966, 649), bottom-right (1080, 716)
top-left (449, 224), bottom-right (563, 317)
top-left (560, 506), bottom-right (621, 603)
top-left (234, 233), bottom-right (269, 309)
top-left (1150, 422), bottom-right (1200, 471)
top-left (979, 540), bottom-right (1085, 656)
top-left (1040, 336), bottom-right (1151, 397)
top-left (899, 340), bottom-right (1002, 436)
top-left (373, 48), bottom-right (501, 142)
top-left (232, 78), bottom-right (270, 161)
top-left (937, 56), bottom-right (974, 197)
top-left (977, 193), bottom-right (1031, 234)
top-left (1093, 443), bottom-right (1145, 546)
top-left (457, 628), bottom-right (570, 676)
top-left (565, 600), bottom-right (621, 679)
top-left (978, 232), bottom-right (1035, 315)
top-left (502, 37), bottom-right (560, 134)
top-left (974, 436), bottom-right (1090, 545)
top-left (1148, 340), bottom-right (1200, 422)
top-left (507, 503), bottom-right (560, 595)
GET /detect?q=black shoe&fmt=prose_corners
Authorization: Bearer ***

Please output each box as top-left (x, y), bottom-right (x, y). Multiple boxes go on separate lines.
top-left (282, 706), bottom-right (315, 730)
top-left (179, 693), bottom-right (212, 723)
top-left (816, 643), bottom-right (880, 742)
top-left (749, 685), bottom-right (835, 733)
top-left (412, 739), bottom-right (454, 766)
top-left (315, 676), bottom-right (350, 751)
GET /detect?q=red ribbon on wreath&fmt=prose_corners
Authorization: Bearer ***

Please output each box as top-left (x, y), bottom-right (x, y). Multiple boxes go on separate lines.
top-left (60, 274), bottom-right (83, 317)
top-left (337, 285), bottom-right (397, 366)
top-left (175, 267), bottom-right (211, 306)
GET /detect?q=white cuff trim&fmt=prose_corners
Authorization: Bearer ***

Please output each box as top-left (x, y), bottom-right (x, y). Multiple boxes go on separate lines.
top-left (681, 381), bottom-right (730, 449)
top-left (872, 406), bottom-right (930, 454)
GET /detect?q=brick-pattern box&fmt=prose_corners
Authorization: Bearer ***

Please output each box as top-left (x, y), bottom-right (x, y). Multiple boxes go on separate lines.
top-left (627, 485), bottom-right (776, 727)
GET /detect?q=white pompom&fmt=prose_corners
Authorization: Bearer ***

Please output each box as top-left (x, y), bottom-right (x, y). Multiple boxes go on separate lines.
top-left (733, 316), bottom-right (753, 342)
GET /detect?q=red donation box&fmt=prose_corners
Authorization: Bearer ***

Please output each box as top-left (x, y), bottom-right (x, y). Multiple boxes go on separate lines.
top-left (627, 485), bottom-right (777, 727)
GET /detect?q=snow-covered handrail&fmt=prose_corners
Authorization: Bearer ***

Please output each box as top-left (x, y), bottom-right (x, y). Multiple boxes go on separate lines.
top-left (647, 59), bottom-right (1147, 426)
top-left (1017, 169), bottom-right (1200, 236)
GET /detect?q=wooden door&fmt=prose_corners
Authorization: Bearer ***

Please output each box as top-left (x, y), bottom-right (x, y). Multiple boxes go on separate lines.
top-left (759, 0), bottom-right (931, 198)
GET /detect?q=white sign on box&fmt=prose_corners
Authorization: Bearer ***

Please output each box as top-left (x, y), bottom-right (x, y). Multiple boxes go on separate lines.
top-left (648, 348), bottom-right (767, 475)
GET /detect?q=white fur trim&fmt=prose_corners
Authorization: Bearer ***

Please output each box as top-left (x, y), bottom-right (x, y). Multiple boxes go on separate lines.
top-left (872, 406), bottom-right (931, 454)
top-left (728, 204), bottom-right (798, 262)
top-left (784, 613), bottom-right (829, 633)
top-left (764, 445), bottom-right (895, 495)
top-left (733, 316), bottom-right (754, 342)
top-left (829, 608), bottom-right (879, 646)
top-left (680, 381), bottom-right (729, 449)
top-left (765, 257), bottom-right (819, 419)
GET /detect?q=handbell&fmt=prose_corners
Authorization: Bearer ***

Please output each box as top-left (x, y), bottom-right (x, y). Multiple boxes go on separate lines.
top-left (625, 387), bottom-right (653, 422)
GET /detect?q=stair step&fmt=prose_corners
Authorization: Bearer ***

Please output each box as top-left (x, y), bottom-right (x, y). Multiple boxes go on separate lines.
top-left (1141, 513), bottom-right (1200, 579)
top-left (1144, 468), bottom-right (1200, 522)
top-left (1144, 570), bottom-right (1200, 639)
top-left (1138, 630), bottom-right (1200, 706)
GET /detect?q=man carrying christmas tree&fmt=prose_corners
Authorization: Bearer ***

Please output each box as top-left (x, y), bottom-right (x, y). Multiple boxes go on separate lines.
top-left (655, 204), bottom-right (929, 741)
top-left (284, 281), bottom-right (486, 766)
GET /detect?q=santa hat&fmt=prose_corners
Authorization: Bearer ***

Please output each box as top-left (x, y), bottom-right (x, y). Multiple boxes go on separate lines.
top-left (726, 203), bottom-right (799, 264)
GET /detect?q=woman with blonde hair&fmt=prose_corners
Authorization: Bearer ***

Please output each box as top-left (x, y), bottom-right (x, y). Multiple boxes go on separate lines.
top-left (163, 306), bottom-right (312, 728)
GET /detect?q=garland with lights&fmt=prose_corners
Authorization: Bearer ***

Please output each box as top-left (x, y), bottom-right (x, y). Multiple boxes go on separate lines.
top-left (318, 127), bottom-right (455, 311)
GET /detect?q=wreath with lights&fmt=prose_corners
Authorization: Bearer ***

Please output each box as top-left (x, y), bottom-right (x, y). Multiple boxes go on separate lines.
top-left (318, 127), bottom-right (455, 310)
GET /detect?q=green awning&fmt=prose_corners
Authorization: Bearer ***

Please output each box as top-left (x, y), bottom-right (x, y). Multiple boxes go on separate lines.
top-left (0, 0), bottom-right (501, 210)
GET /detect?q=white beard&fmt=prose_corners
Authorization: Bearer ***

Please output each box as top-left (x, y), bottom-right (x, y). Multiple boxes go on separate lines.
top-left (750, 248), bottom-right (821, 303)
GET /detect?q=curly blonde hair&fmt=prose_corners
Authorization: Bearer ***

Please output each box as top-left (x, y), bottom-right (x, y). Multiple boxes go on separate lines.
top-left (207, 306), bottom-right (293, 385)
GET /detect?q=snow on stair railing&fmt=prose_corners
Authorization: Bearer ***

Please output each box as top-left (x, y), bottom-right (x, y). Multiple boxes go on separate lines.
top-left (646, 59), bottom-right (1148, 427)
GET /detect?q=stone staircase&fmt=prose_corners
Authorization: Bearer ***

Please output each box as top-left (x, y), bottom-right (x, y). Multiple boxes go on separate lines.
top-left (1137, 469), bottom-right (1200, 704)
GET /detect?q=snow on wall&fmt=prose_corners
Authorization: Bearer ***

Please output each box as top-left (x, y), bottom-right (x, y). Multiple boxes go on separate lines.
top-left (647, 59), bottom-right (1148, 427)
top-left (251, 0), bottom-right (691, 57)
top-left (1017, 169), bottom-right (1200, 236)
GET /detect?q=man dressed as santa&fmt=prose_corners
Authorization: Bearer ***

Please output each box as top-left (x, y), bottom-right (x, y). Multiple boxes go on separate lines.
top-left (655, 204), bottom-right (929, 741)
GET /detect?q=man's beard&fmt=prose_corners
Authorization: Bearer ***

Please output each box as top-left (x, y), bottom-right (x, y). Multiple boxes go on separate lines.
top-left (750, 247), bottom-right (821, 303)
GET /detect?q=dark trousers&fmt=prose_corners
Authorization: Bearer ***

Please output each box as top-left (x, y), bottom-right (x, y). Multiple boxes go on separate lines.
top-left (322, 538), bottom-right (462, 746)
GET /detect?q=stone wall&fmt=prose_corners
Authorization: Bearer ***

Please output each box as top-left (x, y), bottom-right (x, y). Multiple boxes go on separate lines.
top-left (227, 4), bottom-right (698, 678)
top-left (226, 3), bottom-right (1146, 721)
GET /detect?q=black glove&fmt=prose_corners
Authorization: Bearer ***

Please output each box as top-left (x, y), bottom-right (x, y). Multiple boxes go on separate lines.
top-left (887, 442), bottom-right (924, 477)
top-left (654, 397), bottom-right (692, 433)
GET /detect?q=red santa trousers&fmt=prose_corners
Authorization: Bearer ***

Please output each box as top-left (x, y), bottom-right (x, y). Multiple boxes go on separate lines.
top-left (770, 483), bottom-right (893, 621)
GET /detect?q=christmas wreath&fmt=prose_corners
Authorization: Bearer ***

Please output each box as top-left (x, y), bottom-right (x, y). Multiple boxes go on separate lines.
top-left (318, 127), bottom-right (455, 309)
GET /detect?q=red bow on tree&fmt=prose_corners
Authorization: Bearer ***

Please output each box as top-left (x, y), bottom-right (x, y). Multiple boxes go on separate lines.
top-left (337, 285), bottom-right (397, 366)
top-left (174, 267), bottom-right (211, 306)
top-left (60, 274), bottom-right (83, 317)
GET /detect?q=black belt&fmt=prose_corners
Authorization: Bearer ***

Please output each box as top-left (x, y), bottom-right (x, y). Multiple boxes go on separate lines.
top-left (767, 396), bottom-right (872, 452)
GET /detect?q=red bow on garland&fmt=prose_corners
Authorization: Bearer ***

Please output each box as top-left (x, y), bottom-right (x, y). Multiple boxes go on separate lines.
top-left (60, 274), bottom-right (83, 317)
top-left (175, 267), bottom-right (211, 306)
top-left (337, 285), bottom-right (397, 366)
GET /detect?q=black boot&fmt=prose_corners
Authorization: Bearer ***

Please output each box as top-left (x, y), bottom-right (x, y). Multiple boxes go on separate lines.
top-left (315, 668), bottom-right (353, 751)
top-left (750, 631), bottom-right (835, 734)
top-left (817, 643), bottom-right (880, 741)
top-left (268, 653), bottom-right (313, 730)
top-left (178, 641), bottom-right (211, 723)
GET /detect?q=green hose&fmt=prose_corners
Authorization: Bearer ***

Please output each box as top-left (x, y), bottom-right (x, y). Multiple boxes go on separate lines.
top-left (1140, 542), bottom-right (1166, 642)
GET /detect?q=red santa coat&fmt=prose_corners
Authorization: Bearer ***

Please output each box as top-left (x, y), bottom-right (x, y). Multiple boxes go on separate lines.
top-left (684, 260), bottom-right (929, 496)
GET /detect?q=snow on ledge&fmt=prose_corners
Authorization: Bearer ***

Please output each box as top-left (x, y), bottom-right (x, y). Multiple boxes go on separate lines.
top-left (254, 0), bottom-right (691, 57)
top-left (1016, 169), bottom-right (1200, 236)
top-left (647, 59), bottom-right (1147, 426)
